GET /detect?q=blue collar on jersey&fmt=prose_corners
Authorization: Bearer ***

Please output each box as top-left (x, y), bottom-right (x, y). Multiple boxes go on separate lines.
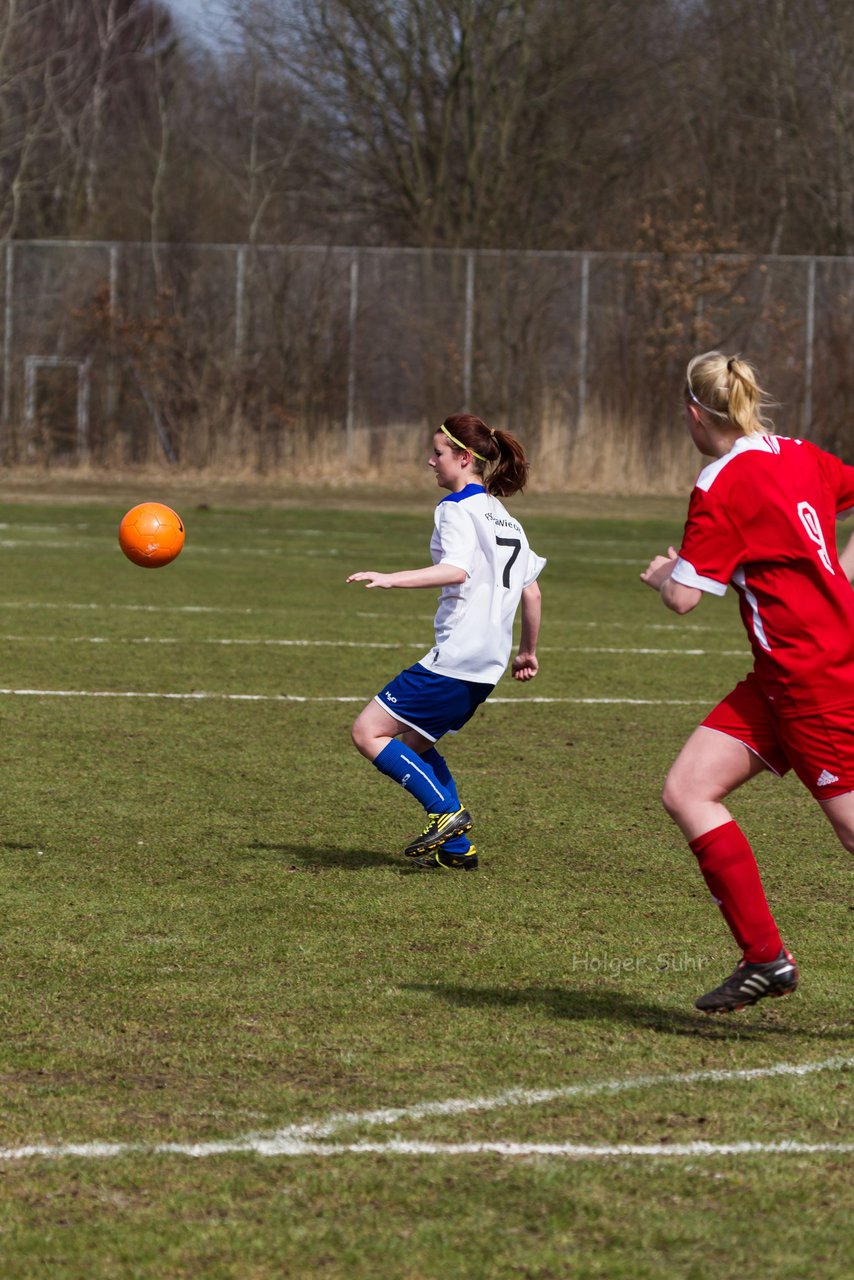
top-left (439, 483), bottom-right (486, 504)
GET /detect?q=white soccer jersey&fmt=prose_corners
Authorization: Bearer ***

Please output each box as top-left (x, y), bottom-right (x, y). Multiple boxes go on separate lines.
top-left (418, 483), bottom-right (546, 683)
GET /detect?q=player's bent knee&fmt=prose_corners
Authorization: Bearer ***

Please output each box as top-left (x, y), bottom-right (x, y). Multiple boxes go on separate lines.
top-left (819, 795), bottom-right (854, 854)
top-left (661, 776), bottom-right (707, 827)
top-left (832, 824), bottom-right (854, 855)
top-left (661, 776), bottom-right (684, 821)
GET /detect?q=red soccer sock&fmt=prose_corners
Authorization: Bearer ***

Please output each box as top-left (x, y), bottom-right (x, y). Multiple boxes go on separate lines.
top-left (689, 820), bottom-right (782, 963)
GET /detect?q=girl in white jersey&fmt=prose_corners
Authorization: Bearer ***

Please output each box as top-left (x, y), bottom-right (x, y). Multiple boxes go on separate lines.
top-left (347, 414), bottom-right (546, 871)
top-left (642, 351), bottom-right (854, 1013)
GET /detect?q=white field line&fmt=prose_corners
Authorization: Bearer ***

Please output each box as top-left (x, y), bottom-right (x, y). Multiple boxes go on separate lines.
top-left (3, 601), bottom-right (251, 614)
top-left (0, 634), bottom-right (748, 657)
top-left (0, 523), bottom-right (65, 532)
top-left (0, 525), bottom-right (328, 537)
top-left (1, 1056), bottom-right (851, 1165)
top-left (0, 537), bottom-right (645, 566)
top-left (353, 613), bottom-right (718, 632)
top-left (0, 540), bottom-right (94, 551)
top-left (0, 540), bottom-right (342, 558)
top-left (0, 689), bottom-right (713, 706)
top-left (0, 634), bottom-right (421, 651)
top-left (0, 539), bottom-right (639, 565)
top-left (2, 602), bottom-right (728, 634)
top-left (171, 1139), bottom-right (854, 1159)
top-left (4, 1139), bottom-right (853, 1163)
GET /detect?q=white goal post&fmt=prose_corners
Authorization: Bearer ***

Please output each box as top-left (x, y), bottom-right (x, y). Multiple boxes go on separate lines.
top-left (23, 355), bottom-right (92, 460)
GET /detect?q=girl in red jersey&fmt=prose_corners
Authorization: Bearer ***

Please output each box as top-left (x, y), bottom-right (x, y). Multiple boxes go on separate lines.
top-left (641, 351), bottom-right (854, 1012)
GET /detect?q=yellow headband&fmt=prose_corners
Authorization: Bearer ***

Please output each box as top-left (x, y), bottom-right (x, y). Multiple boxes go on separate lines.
top-left (439, 423), bottom-right (487, 462)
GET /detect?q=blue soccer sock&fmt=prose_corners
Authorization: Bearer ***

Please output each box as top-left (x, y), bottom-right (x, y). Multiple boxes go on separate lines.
top-left (421, 747), bottom-right (459, 804)
top-left (420, 747), bottom-right (471, 853)
top-left (373, 740), bottom-right (455, 813)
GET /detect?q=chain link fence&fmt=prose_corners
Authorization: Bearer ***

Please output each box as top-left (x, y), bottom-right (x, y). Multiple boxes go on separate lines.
top-left (3, 240), bottom-right (854, 484)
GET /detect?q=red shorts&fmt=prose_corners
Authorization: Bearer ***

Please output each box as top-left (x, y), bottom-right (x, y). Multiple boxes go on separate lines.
top-left (702, 674), bottom-right (854, 800)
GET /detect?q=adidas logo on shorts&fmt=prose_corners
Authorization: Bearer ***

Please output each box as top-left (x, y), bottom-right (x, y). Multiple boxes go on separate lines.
top-left (816, 768), bottom-right (840, 787)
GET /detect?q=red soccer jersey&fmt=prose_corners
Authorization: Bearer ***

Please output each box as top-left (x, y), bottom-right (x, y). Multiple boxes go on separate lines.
top-left (671, 434), bottom-right (854, 715)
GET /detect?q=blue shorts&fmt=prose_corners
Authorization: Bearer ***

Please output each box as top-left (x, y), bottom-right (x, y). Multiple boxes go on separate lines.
top-left (374, 663), bottom-right (494, 743)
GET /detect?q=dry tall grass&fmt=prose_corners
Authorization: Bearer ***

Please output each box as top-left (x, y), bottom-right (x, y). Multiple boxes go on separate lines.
top-left (3, 407), bottom-right (703, 499)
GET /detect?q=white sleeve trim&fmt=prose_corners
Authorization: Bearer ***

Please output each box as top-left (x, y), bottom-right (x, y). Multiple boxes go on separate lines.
top-left (434, 503), bottom-right (478, 575)
top-left (670, 555), bottom-right (728, 596)
top-left (523, 551), bottom-right (547, 587)
top-left (439, 557), bottom-right (471, 577)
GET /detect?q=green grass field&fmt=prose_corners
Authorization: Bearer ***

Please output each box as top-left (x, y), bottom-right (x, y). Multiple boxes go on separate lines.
top-left (1, 490), bottom-right (852, 1279)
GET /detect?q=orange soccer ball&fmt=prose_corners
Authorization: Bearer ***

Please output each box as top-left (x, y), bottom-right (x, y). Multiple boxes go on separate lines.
top-left (119, 501), bottom-right (185, 568)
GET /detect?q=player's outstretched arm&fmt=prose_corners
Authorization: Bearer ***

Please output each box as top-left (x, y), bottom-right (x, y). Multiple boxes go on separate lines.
top-left (512, 581), bottom-right (541, 681)
top-left (640, 545), bottom-right (679, 590)
top-left (346, 564), bottom-right (468, 590)
top-left (640, 545), bottom-right (702, 615)
top-left (839, 529), bottom-right (854, 581)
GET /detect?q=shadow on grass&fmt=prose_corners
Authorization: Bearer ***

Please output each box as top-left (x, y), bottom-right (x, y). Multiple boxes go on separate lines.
top-left (246, 841), bottom-right (400, 870)
top-left (403, 981), bottom-right (839, 1041)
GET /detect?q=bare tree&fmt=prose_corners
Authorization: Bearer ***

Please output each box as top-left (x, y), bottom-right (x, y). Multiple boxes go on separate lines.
top-left (0, 0), bottom-right (65, 238)
top-left (0, 0), bottom-right (177, 240)
top-left (183, 49), bottom-right (313, 244)
top-left (223, 0), bottom-right (691, 252)
top-left (672, 0), bottom-right (854, 256)
top-left (229, 0), bottom-right (556, 247)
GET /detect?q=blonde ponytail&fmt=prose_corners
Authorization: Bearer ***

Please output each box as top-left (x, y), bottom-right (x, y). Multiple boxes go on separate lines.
top-left (686, 351), bottom-right (775, 436)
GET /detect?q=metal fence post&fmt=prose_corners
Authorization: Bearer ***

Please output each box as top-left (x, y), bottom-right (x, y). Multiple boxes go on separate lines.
top-left (346, 249), bottom-right (359, 460)
top-left (235, 244), bottom-right (247, 361)
top-left (2, 242), bottom-right (13, 426)
top-left (578, 252), bottom-right (590, 435)
top-left (463, 250), bottom-right (475, 408)
top-left (803, 256), bottom-right (816, 437)
top-left (106, 243), bottom-right (120, 423)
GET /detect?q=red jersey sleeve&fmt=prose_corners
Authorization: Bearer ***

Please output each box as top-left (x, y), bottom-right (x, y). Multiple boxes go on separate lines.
top-left (672, 485), bottom-right (745, 594)
top-left (808, 441), bottom-right (854, 516)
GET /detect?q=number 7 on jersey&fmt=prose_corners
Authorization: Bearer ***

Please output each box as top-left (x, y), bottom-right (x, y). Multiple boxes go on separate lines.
top-left (496, 536), bottom-right (521, 587)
